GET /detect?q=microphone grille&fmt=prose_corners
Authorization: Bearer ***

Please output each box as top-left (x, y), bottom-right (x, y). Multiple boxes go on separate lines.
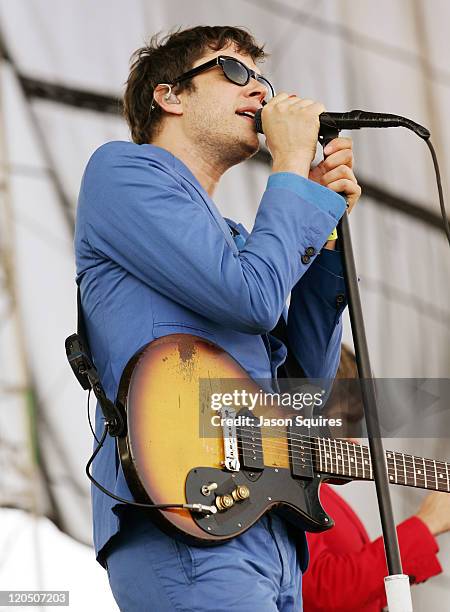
top-left (254, 109), bottom-right (264, 134)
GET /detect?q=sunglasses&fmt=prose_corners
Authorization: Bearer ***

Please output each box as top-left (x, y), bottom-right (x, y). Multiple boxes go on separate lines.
top-left (171, 55), bottom-right (275, 101)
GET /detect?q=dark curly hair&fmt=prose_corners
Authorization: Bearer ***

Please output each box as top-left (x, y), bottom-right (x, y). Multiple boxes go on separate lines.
top-left (123, 26), bottom-right (266, 144)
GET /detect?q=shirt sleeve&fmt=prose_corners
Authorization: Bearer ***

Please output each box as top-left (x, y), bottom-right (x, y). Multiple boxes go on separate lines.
top-left (388, 516), bottom-right (442, 585)
top-left (303, 516), bottom-right (442, 611)
top-left (79, 144), bottom-right (346, 335)
top-left (287, 248), bottom-right (347, 380)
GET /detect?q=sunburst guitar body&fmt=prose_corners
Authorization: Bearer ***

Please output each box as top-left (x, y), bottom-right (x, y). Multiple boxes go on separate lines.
top-left (116, 334), bottom-right (450, 545)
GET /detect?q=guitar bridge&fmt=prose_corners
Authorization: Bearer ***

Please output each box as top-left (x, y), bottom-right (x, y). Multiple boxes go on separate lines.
top-left (219, 407), bottom-right (240, 472)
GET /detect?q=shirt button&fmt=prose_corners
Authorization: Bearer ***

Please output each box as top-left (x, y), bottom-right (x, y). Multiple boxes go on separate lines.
top-left (336, 294), bottom-right (345, 307)
top-left (305, 246), bottom-right (316, 256)
top-left (301, 254), bottom-right (311, 264)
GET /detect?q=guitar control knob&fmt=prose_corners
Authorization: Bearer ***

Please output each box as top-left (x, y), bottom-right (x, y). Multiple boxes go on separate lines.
top-left (215, 494), bottom-right (234, 511)
top-left (231, 485), bottom-right (250, 502)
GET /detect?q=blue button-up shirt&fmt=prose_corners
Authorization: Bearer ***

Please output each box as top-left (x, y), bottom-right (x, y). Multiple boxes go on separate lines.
top-left (74, 141), bottom-right (347, 566)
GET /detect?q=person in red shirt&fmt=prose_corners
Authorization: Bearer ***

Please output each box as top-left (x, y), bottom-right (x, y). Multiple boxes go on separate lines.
top-left (303, 483), bottom-right (446, 611)
top-left (302, 346), bottom-right (448, 611)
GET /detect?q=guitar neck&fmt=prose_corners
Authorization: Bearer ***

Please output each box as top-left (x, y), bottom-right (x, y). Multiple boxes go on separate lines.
top-left (312, 437), bottom-right (450, 492)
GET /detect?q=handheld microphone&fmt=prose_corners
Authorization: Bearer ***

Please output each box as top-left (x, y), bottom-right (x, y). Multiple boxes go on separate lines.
top-left (254, 109), bottom-right (430, 140)
top-left (254, 107), bottom-right (450, 248)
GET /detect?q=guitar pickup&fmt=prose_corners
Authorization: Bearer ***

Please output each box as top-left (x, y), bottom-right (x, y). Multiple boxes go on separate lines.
top-left (287, 424), bottom-right (314, 479)
top-left (237, 409), bottom-right (264, 471)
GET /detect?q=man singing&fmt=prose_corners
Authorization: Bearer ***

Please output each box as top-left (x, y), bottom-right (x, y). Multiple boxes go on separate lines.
top-left (75, 25), bottom-right (361, 611)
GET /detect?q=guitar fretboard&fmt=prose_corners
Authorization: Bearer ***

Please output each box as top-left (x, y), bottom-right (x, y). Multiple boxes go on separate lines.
top-left (312, 438), bottom-right (450, 492)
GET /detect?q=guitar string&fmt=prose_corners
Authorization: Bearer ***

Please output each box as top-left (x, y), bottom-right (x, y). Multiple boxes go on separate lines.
top-left (234, 426), bottom-right (449, 472)
top-left (232, 433), bottom-right (449, 481)
top-left (213, 418), bottom-right (441, 458)
top-left (200, 417), bottom-right (448, 478)
top-left (233, 441), bottom-right (448, 488)
top-left (235, 438), bottom-right (448, 481)
top-left (198, 426), bottom-right (449, 487)
top-left (233, 428), bottom-right (449, 472)
top-left (235, 440), bottom-right (446, 481)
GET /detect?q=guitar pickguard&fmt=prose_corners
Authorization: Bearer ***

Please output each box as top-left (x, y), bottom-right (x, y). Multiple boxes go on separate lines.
top-left (185, 466), bottom-right (333, 537)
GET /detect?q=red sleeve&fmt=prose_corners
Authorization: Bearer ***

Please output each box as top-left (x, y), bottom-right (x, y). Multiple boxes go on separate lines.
top-left (303, 516), bottom-right (442, 612)
top-left (387, 516), bottom-right (442, 584)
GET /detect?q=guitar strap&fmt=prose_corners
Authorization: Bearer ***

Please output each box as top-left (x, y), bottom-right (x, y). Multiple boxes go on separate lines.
top-left (77, 283), bottom-right (93, 363)
top-left (65, 284), bottom-right (125, 436)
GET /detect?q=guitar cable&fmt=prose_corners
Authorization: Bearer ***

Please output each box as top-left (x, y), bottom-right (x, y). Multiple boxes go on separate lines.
top-left (85, 393), bottom-right (217, 514)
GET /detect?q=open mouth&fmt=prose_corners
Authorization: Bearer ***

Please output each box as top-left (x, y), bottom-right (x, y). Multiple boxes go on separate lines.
top-left (236, 111), bottom-right (256, 122)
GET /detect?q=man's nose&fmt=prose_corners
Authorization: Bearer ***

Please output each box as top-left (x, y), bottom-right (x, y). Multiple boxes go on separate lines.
top-left (245, 79), bottom-right (268, 103)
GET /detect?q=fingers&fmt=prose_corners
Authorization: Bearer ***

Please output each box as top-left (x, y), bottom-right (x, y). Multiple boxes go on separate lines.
top-left (326, 178), bottom-right (360, 196)
top-left (266, 92), bottom-right (325, 114)
top-left (312, 135), bottom-right (359, 213)
top-left (324, 137), bottom-right (353, 156)
top-left (326, 179), bottom-right (361, 214)
top-left (263, 93), bottom-right (327, 176)
top-left (264, 92), bottom-right (291, 106)
top-left (319, 164), bottom-right (361, 213)
top-left (321, 147), bottom-right (354, 170)
top-left (321, 164), bottom-right (356, 185)
top-left (288, 97), bottom-right (326, 116)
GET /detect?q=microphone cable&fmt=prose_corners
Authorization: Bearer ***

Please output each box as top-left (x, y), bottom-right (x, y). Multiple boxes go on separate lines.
top-left (425, 139), bottom-right (450, 247)
top-left (255, 108), bottom-right (450, 248)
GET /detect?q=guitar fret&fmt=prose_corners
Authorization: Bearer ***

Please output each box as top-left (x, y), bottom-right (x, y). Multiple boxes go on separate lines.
top-left (398, 452), bottom-right (405, 485)
top-left (314, 438), bottom-right (450, 493)
top-left (346, 441), bottom-right (352, 477)
top-left (334, 439), bottom-right (340, 476)
top-left (437, 461), bottom-right (447, 491)
top-left (327, 438), bottom-right (333, 474)
top-left (359, 445), bottom-right (364, 479)
top-left (415, 455), bottom-right (425, 488)
top-left (386, 452), bottom-right (394, 483)
top-left (353, 443), bottom-right (358, 478)
top-left (362, 445), bottom-right (367, 478)
top-left (365, 446), bottom-right (372, 479)
top-left (339, 440), bottom-right (345, 477)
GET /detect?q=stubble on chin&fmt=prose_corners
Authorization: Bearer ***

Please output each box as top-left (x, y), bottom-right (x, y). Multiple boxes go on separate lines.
top-left (222, 126), bottom-right (262, 169)
top-left (188, 104), bottom-right (260, 168)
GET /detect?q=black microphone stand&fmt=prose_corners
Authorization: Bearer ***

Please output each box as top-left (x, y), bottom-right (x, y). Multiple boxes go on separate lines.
top-left (318, 124), bottom-right (404, 578)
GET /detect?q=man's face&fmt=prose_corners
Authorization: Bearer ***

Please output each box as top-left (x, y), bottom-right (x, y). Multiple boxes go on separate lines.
top-left (179, 46), bottom-right (269, 166)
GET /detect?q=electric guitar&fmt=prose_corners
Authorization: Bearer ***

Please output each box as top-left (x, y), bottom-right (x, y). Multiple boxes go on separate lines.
top-left (116, 334), bottom-right (450, 545)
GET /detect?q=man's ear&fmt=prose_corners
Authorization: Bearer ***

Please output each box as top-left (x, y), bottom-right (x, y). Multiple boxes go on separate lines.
top-left (153, 84), bottom-right (183, 116)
